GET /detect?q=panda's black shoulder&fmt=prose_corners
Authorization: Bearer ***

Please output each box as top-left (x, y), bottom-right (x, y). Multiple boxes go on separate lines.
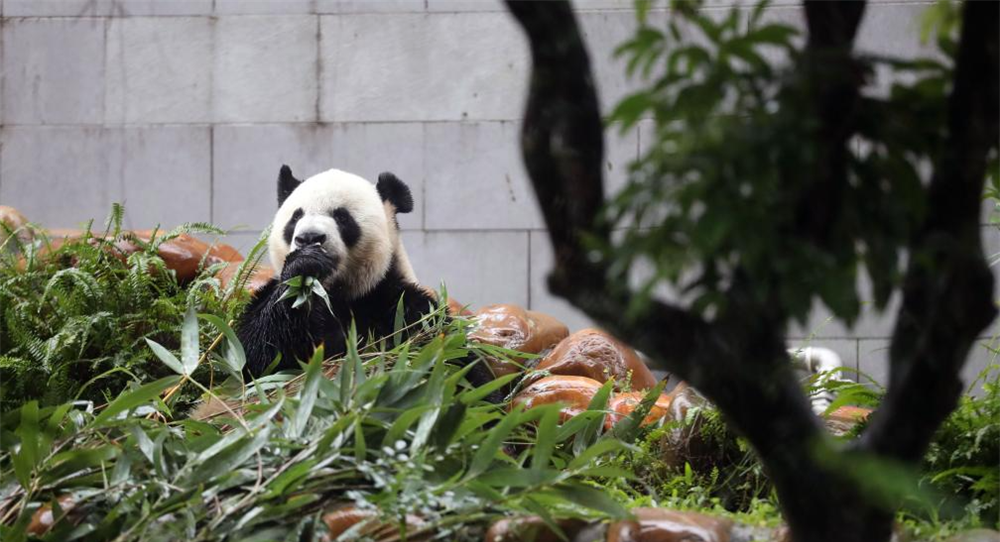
top-left (352, 258), bottom-right (436, 327)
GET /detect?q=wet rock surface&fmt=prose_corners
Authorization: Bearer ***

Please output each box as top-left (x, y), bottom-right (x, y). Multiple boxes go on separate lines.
top-left (532, 329), bottom-right (657, 391)
top-left (7, 215), bottom-right (246, 286)
top-left (217, 261), bottom-right (275, 292)
top-left (470, 304), bottom-right (570, 377)
top-left (657, 383), bottom-right (713, 470)
top-left (485, 508), bottom-right (779, 542)
top-left (112, 230), bottom-right (243, 283)
top-left (485, 516), bottom-right (589, 542)
top-left (605, 391), bottom-right (674, 430)
top-left (27, 495), bottom-right (76, 536)
top-left (321, 506), bottom-right (425, 541)
top-left (0, 205), bottom-right (33, 245)
top-left (607, 508), bottom-right (734, 542)
top-left (511, 375), bottom-right (604, 420)
top-left (822, 405), bottom-right (872, 436)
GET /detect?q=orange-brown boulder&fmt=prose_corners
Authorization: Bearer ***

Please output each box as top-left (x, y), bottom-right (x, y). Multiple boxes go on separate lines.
top-left (485, 516), bottom-right (589, 542)
top-left (823, 405), bottom-right (872, 437)
top-left (447, 296), bottom-right (473, 316)
top-left (27, 495), bottom-right (75, 536)
top-left (106, 231), bottom-right (242, 284)
top-left (511, 375), bottom-right (604, 421)
top-left (0, 205), bottom-right (33, 245)
top-left (532, 329), bottom-right (657, 390)
top-left (657, 383), bottom-right (713, 470)
top-left (419, 286), bottom-right (473, 316)
top-left (604, 391), bottom-right (674, 430)
top-left (115, 231), bottom-right (203, 282)
top-left (205, 242), bottom-right (244, 265)
top-left (217, 261), bottom-right (275, 293)
top-left (607, 508), bottom-right (733, 542)
top-left (321, 506), bottom-right (425, 541)
top-left (470, 304), bottom-right (570, 377)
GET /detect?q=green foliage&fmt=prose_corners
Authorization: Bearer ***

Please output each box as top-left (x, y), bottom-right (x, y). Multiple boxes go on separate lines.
top-left (910, 364), bottom-right (1000, 531)
top-left (0, 309), bottom-right (638, 542)
top-left (604, 402), bottom-right (775, 519)
top-left (0, 202), bottom-right (995, 539)
top-left (605, 0), bottom-right (958, 325)
top-left (0, 206), bottom-right (253, 411)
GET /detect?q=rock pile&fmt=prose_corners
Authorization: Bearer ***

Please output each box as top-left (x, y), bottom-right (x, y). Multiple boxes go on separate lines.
top-left (0, 205), bottom-right (274, 291)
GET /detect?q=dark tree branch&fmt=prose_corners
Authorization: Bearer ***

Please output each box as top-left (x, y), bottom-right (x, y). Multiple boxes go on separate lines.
top-left (505, 2), bottom-right (995, 540)
top-left (861, 1), bottom-right (999, 461)
top-left (503, 0), bottom-right (717, 381)
top-left (795, 0), bottom-right (866, 248)
top-left (503, 5), bottom-right (849, 538)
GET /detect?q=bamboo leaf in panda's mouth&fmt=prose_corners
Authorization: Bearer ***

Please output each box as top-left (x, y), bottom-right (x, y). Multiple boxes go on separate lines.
top-left (278, 276), bottom-right (334, 315)
top-left (310, 278), bottom-right (335, 315)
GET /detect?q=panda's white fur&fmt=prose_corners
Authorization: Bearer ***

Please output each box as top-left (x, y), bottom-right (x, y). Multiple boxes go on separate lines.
top-left (236, 164), bottom-right (499, 398)
top-left (268, 168), bottom-right (398, 300)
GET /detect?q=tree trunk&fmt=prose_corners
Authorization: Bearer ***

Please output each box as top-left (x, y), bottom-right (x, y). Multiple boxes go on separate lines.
top-left (503, 2), bottom-right (998, 541)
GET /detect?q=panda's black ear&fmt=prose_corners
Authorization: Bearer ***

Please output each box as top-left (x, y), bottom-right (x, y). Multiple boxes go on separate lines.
top-left (277, 165), bottom-right (302, 207)
top-left (376, 172), bottom-right (414, 214)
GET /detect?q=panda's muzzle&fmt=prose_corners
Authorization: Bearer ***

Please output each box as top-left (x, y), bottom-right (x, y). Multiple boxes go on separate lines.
top-left (282, 243), bottom-right (340, 282)
top-left (294, 231), bottom-right (326, 247)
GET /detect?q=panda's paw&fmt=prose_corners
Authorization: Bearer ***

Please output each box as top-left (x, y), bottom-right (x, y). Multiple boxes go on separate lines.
top-left (281, 245), bottom-right (338, 281)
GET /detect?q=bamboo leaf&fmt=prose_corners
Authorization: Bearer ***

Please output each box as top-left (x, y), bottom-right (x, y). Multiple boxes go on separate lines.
top-left (89, 376), bottom-right (180, 428)
top-left (531, 404), bottom-right (560, 471)
top-left (310, 279), bottom-right (334, 315)
top-left (608, 380), bottom-right (667, 442)
top-left (289, 346), bottom-right (324, 439)
top-left (568, 439), bottom-right (633, 471)
top-left (574, 380), bottom-right (614, 455)
top-left (467, 406), bottom-right (541, 480)
top-left (187, 426), bottom-right (272, 482)
top-left (548, 483), bottom-right (629, 518)
top-left (393, 294), bottom-right (406, 348)
top-left (476, 467), bottom-right (561, 488)
top-left (180, 304), bottom-right (200, 375)
top-left (199, 313), bottom-right (246, 374)
top-left (146, 338), bottom-right (186, 376)
top-left (459, 372), bottom-right (518, 405)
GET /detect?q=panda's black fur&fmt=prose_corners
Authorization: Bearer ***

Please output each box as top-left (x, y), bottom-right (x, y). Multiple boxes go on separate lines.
top-left (238, 249), bottom-right (435, 376)
top-left (237, 166), bottom-right (495, 395)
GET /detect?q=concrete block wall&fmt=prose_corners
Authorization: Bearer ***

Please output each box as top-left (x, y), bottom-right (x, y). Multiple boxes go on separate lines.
top-left (1, 0), bottom-right (995, 389)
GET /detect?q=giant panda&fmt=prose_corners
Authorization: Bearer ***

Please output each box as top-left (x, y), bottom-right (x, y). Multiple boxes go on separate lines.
top-left (237, 166), bottom-right (495, 392)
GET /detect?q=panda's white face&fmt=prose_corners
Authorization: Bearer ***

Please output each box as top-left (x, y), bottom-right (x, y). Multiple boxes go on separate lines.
top-left (269, 168), bottom-right (393, 299)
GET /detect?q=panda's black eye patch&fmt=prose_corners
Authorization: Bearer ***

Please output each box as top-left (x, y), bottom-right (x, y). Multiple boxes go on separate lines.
top-left (283, 208), bottom-right (304, 246)
top-left (331, 208), bottom-right (361, 248)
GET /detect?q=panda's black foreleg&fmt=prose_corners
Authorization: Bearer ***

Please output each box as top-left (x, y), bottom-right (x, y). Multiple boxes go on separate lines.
top-left (238, 246), bottom-right (345, 377)
top-left (463, 358), bottom-right (507, 403)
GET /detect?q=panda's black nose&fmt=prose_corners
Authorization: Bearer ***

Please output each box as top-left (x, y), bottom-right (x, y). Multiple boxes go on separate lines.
top-left (294, 232), bottom-right (326, 247)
